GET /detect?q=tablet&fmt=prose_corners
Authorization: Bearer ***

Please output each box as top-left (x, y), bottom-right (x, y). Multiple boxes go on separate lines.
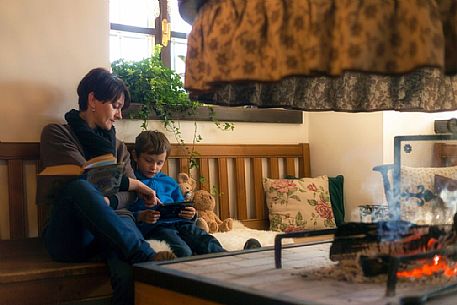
top-left (156, 202), bottom-right (193, 219)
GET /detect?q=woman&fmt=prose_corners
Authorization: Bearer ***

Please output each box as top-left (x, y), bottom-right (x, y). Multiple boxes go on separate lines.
top-left (39, 67), bottom-right (174, 305)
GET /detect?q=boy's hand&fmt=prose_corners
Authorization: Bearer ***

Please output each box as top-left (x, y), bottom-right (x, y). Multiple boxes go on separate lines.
top-left (179, 206), bottom-right (196, 219)
top-left (138, 210), bottom-right (160, 224)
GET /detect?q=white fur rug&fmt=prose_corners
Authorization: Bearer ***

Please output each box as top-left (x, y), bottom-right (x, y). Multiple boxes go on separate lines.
top-left (147, 220), bottom-right (292, 252)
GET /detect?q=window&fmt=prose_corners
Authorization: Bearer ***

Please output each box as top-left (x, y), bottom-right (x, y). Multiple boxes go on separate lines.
top-left (109, 0), bottom-right (303, 124)
top-left (109, 0), bottom-right (191, 77)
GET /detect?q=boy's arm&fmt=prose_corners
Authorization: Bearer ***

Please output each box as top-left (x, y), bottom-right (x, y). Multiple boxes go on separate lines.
top-left (171, 179), bottom-right (186, 202)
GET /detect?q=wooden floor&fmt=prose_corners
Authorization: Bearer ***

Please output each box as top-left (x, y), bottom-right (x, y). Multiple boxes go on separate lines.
top-left (134, 242), bottom-right (457, 305)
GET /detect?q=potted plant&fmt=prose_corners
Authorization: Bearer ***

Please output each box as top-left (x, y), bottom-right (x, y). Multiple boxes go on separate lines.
top-left (111, 45), bottom-right (233, 169)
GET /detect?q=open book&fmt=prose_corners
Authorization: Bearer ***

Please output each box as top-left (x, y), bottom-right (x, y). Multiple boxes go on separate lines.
top-left (36, 154), bottom-right (124, 205)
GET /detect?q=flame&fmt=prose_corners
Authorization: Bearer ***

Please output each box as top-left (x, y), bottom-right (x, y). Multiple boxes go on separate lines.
top-left (397, 255), bottom-right (457, 278)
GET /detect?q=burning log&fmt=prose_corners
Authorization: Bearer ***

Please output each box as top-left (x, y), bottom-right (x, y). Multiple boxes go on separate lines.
top-left (329, 220), bottom-right (457, 296)
top-left (330, 221), bottom-right (454, 263)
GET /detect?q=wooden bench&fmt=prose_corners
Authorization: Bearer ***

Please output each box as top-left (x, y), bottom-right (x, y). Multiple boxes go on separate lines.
top-left (0, 142), bottom-right (310, 305)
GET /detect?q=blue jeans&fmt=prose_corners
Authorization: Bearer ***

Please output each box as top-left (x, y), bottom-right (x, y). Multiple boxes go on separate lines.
top-left (43, 179), bottom-right (155, 305)
top-left (140, 221), bottom-right (225, 257)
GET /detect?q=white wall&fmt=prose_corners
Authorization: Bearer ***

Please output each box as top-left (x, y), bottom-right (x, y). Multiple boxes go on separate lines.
top-left (0, 0), bottom-right (110, 142)
top-left (309, 111), bottom-right (457, 221)
top-left (116, 115), bottom-right (309, 144)
top-left (309, 112), bottom-right (385, 221)
top-left (382, 111), bottom-right (457, 164)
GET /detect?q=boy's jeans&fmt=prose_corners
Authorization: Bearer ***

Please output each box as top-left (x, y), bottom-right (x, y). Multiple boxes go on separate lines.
top-left (141, 221), bottom-right (225, 257)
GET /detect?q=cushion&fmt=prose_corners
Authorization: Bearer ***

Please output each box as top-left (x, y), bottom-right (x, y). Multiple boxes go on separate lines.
top-left (432, 174), bottom-right (457, 224)
top-left (263, 176), bottom-right (336, 232)
top-left (284, 175), bottom-right (345, 226)
top-left (399, 166), bottom-right (457, 224)
top-left (328, 175), bottom-right (345, 226)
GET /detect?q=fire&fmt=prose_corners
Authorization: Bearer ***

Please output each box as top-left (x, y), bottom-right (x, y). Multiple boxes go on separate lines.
top-left (397, 255), bottom-right (457, 278)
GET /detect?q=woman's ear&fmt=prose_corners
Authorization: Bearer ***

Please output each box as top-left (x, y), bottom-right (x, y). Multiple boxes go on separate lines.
top-left (88, 92), bottom-right (97, 112)
top-left (131, 149), bottom-right (138, 162)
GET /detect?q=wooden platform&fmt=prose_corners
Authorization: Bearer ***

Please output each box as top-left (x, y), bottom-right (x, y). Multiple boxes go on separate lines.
top-left (0, 238), bottom-right (111, 305)
top-left (134, 242), bottom-right (457, 305)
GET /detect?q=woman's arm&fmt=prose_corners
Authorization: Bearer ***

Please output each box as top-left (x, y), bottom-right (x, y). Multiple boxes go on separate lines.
top-left (40, 124), bottom-right (86, 168)
top-left (111, 141), bottom-right (137, 209)
top-left (128, 178), bottom-right (160, 206)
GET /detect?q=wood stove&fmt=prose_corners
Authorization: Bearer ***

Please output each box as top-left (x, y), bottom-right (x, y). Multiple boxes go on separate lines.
top-left (275, 128), bottom-right (457, 303)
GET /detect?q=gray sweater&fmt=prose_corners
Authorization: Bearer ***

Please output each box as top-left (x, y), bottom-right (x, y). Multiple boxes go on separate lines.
top-left (38, 123), bottom-right (136, 209)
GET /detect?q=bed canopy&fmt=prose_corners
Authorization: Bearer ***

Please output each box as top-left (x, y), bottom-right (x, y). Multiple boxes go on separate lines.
top-left (178, 0), bottom-right (457, 112)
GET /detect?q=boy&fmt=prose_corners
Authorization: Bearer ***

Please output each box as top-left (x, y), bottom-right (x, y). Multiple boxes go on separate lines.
top-left (129, 130), bottom-right (226, 257)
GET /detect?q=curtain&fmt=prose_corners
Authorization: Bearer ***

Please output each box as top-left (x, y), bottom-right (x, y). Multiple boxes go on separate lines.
top-left (182, 0), bottom-right (457, 112)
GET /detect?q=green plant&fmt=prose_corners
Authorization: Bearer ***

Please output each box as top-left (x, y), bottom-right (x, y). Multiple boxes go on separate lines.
top-left (112, 45), bottom-right (196, 129)
top-left (111, 45), bottom-right (234, 170)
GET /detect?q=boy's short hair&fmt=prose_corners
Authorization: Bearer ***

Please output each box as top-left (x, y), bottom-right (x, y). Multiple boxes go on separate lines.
top-left (134, 130), bottom-right (171, 158)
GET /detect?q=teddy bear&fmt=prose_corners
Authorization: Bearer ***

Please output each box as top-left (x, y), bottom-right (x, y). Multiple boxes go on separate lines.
top-left (177, 173), bottom-right (209, 231)
top-left (177, 172), bottom-right (196, 202)
top-left (192, 189), bottom-right (233, 233)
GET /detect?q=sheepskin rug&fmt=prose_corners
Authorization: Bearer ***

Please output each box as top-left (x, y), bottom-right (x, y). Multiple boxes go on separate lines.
top-left (146, 220), bottom-right (292, 252)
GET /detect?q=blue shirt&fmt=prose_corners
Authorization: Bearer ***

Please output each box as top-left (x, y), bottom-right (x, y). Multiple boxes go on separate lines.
top-left (129, 171), bottom-right (185, 224)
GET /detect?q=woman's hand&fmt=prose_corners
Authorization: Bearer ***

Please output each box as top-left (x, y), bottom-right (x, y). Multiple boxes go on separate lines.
top-left (138, 210), bottom-right (160, 224)
top-left (179, 206), bottom-right (196, 219)
top-left (129, 178), bottom-right (161, 207)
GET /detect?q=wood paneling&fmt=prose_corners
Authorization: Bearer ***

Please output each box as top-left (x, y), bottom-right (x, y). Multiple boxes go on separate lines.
top-left (136, 282), bottom-right (222, 305)
top-left (235, 158), bottom-right (247, 220)
top-left (286, 157), bottom-right (296, 177)
top-left (217, 158), bottom-right (230, 220)
top-left (0, 142), bottom-right (310, 238)
top-left (268, 157), bottom-right (280, 179)
top-left (8, 160), bottom-right (27, 240)
top-left (252, 158), bottom-right (265, 220)
top-left (177, 158), bottom-right (189, 175)
top-left (433, 142), bottom-right (457, 167)
top-left (198, 158), bottom-right (210, 191)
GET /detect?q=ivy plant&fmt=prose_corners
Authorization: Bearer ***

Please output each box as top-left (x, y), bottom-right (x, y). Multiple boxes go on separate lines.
top-left (111, 45), bottom-right (234, 171)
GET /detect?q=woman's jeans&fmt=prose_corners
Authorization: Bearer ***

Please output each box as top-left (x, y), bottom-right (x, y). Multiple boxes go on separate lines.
top-left (42, 179), bottom-right (154, 305)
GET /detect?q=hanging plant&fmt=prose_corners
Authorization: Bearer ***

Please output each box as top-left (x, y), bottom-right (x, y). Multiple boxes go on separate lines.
top-left (111, 45), bottom-right (234, 170)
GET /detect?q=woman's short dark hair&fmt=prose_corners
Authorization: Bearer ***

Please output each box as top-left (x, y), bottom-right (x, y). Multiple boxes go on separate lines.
top-left (134, 130), bottom-right (172, 158)
top-left (77, 67), bottom-right (131, 111)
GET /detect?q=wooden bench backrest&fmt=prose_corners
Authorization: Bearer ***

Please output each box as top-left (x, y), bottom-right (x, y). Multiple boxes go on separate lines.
top-left (432, 142), bottom-right (457, 167)
top-left (0, 142), bottom-right (310, 240)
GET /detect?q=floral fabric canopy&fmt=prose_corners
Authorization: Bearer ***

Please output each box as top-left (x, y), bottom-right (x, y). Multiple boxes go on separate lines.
top-left (180, 0), bottom-right (457, 112)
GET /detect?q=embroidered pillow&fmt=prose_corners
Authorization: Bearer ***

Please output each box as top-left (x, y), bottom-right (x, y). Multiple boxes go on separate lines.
top-left (400, 166), bottom-right (457, 223)
top-left (263, 176), bottom-right (336, 232)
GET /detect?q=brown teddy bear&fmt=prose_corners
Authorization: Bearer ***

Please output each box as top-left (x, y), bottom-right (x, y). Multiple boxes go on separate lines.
top-left (177, 173), bottom-right (196, 202)
top-left (177, 173), bottom-right (208, 231)
top-left (192, 190), bottom-right (233, 233)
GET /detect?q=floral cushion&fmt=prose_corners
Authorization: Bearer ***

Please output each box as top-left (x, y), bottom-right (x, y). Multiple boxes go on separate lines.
top-left (263, 176), bottom-right (336, 232)
top-left (400, 166), bottom-right (457, 224)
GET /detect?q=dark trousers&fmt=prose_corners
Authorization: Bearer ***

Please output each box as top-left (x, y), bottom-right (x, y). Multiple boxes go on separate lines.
top-left (140, 221), bottom-right (225, 257)
top-left (43, 179), bottom-right (155, 305)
